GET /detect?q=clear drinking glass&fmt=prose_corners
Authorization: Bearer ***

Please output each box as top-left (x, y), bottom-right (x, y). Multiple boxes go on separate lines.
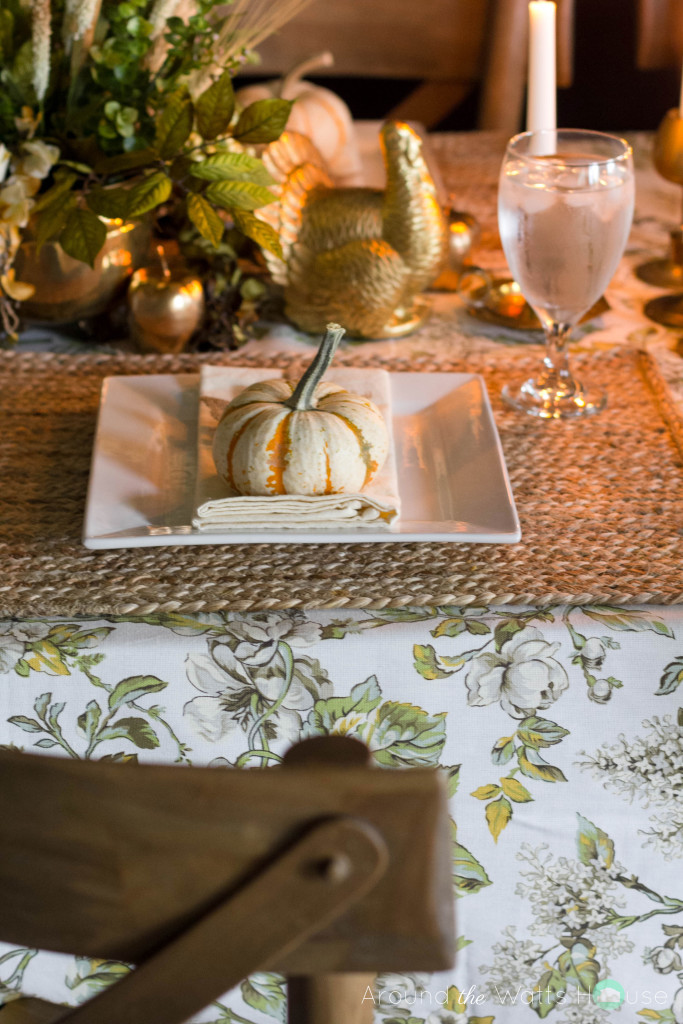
top-left (498, 129), bottom-right (634, 418)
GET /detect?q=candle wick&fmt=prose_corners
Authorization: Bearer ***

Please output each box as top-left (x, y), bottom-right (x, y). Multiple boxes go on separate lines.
top-left (157, 244), bottom-right (171, 280)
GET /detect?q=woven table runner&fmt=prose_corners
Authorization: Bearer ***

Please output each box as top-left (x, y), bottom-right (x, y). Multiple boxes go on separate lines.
top-left (1, 344), bottom-right (682, 616)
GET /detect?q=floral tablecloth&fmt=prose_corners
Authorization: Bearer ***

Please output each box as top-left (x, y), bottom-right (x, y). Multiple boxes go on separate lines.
top-left (3, 131), bottom-right (683, 1024)
top-left (1, 606), bottom-right (682, 1024)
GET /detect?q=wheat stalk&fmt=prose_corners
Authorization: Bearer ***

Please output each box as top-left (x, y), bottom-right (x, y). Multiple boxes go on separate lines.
top-left (185, 0), bottom-right (316, 94)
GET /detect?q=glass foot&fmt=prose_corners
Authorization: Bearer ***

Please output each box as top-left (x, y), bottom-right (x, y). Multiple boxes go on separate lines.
top-left (502, 378), bottom-right (607, 419)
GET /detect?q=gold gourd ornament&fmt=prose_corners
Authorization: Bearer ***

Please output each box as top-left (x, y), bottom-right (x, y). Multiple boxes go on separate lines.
top-left (256, 120), bottom-right (448, 338)
top-left (212, 323), bottom-right (390, 496)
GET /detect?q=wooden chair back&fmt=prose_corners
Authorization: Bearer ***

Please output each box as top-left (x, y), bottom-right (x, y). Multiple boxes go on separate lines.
top-left (242, 0), bottom-right (575, 131)
top-left (637, 0), bottom-right (683, 69)
top-left (0, 739), bottom-right (454, 1024)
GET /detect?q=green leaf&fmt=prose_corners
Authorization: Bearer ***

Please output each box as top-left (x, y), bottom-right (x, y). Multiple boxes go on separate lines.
top-left (24, 639), bottom-right (71, 675)
top-left (33, 173), bottom-right (77, 214)
top-left (127, 171), bottom-right (172, 218)
top-left (231, 209), bottom-right (283, 259)
top-left (108, 675), bottom-right (168, 712)
top-left (97, 716), bottom-right (160, 749)
top-left (491, 735), bottom-right (515, 766)
top-left (531, 969), bottom-right (566, 1018)
top-left (240, 973), bottom-right (286, 1023)
top-left (576, 813), bottom-right (615, 868)
top-left (35, 194), bottom-right (78, 250)
top-left (451, 820), bottom-right (492, 894)
top-left (471, 784), bottom-right (502, 801)
top-left (516, 746), bottom-right (567, 783)
top-left (465, 620), bottom-right (492, 635)
top-left (678, 707), bottom-right (683, 727)
top-left (94, 148), bottom-right (157, 175)
top-left (485, 796), bottom-right (512, 842)
top-left (34, 693), bottom-right (50, 720)
top-left (187, 192), bottom-right (224, 247)
top-left (205, 180), bottom-right (277, 212)
top-left (195, 71), bottom-right (235, 141)
top-left (517, 716), bottom-right (570, 749)
top-left (413, 643), bottom-right (455, 680)
top-left (445, 986), bottom-right (467, 1015)
top-left (581, 605), bottom-right (675, 637)
top-left (366, 701), bottom-right (446, 767)
top-left (431, 617), bottom-right (466, 638)
top-left (443, 764), bottom-right (461, 797)
top-left (657, 657), bottom-right (683, 696)
top-left (77, 700), bottom-right (102, 740)
top-left (14, 658), bottom-right (30, 677)
top-left (59, 208), bottom-right (107, 268)
top-left (233, 98), bottom-right (293, 143)
top-left (34, 737), bottom-right (59, 748)
top-left (86, 187), bottom-right (131, 220)
top-left (500, 777), bottom-right (533, 803)
top-left (493, 619), bottom-right (526, 651)
top-left (8, 716), bottom-right (42, 733)
top-left (304, 676), bottom-right (382, 735)
top-left (155, 93), bottom-right (194, 159)
top-left (190, 151), bottom-right (274, 185)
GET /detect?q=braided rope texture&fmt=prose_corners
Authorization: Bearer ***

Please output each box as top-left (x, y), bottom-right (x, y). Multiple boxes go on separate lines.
top-left (1, 344), bottom-right (682, 616)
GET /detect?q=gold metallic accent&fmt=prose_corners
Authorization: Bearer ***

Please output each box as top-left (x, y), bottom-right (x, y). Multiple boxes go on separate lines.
top-left (127, 251), bottom-right (205, 354)
top-left (458, 270), bottom-right (609, 330)
top-left (15, 219), bottom-right (152, 324)
top-left (432, 209), bottom-right (481, 290)
top-left (637, 109), bottom-right (683, 296)
top-left (258, 121), bottom-right (448, 340)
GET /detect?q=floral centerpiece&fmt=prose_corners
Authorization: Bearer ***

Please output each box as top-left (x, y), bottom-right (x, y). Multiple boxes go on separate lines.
top-left (0, 0), bottom-right (310, 340)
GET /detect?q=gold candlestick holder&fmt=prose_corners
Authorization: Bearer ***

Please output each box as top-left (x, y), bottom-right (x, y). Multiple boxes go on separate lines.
top-left (639, 109), bottom-right (683, 325)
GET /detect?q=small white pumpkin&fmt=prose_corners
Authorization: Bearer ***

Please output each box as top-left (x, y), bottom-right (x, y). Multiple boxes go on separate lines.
top-left (213, 323), bottom-right (389, 496)
top-left (235, 53), bottom-right (363, 184)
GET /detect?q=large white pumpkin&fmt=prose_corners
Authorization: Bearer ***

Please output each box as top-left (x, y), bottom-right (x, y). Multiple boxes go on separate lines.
top-left (235, 53), bottom-right (363, 184)
top-left (212, 324), bottom-right (389, 496)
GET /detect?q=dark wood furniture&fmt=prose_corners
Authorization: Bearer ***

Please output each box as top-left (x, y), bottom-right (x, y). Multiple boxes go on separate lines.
top-left (0, 736), bottom-right (455, 1024)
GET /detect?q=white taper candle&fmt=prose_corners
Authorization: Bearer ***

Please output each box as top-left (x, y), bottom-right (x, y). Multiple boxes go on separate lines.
top-left (527, 1), bottom-right (557, 133)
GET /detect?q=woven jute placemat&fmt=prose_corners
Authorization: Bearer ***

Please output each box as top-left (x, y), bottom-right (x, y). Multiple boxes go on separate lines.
top-left (1, 344), bottom-right (682, 616)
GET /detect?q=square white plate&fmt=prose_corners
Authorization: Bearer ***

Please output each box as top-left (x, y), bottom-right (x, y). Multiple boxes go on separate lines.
top-left (83, 372), bottom-right (521, 548)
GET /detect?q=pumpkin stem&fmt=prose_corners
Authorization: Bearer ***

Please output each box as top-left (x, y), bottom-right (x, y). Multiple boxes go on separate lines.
top-left (278, 51), bottom-right (334, 98)
top-left (284, 322), bottom-right (346, 411)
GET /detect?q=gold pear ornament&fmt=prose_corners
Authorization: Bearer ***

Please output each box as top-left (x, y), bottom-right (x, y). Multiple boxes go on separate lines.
top-left (256, 121), bottom-right (448, 339)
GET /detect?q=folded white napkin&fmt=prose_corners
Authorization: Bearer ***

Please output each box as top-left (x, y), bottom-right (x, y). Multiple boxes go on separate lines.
top-left (192, 365), bottom-right (401, 532)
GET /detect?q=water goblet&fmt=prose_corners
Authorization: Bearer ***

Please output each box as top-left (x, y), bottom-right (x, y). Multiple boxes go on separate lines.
top-left (498, 129), bottom-right (634, 419)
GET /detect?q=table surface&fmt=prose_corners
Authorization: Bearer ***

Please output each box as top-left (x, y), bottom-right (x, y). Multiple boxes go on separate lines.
top-left (2, 130), bottom-right (683, 1022)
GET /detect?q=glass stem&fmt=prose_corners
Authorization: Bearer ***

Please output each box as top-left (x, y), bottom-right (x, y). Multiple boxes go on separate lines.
top-left (541, 321), bottom-right (576, 397)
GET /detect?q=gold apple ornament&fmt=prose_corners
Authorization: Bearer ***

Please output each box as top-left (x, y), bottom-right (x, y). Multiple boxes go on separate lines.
top-left (127, 245), bottom-right (205, 353)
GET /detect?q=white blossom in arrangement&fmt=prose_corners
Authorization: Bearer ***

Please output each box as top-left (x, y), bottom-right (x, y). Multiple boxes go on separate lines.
top-left (16, 140), bottom-right (60, 180)
top-left (578, 716), bottom-right (683, 860)
top-left (31, 0), bottom-right (52, 102)
top-left (465, 626), bottom-right (569, 718)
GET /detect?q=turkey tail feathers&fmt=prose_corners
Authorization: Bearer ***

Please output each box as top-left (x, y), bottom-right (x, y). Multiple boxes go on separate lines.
top-left (256, 130), bottom-right (333, 284)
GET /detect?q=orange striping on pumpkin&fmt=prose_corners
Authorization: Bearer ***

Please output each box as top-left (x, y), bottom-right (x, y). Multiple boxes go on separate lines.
top-left (335, 414), bottom-right (375, 487)
top-left (264, 415), bottom-right (290, 494)
top-left (324, 445), bottom-right (333, 494)
top-left (224, 411), bottom-right (262, 491)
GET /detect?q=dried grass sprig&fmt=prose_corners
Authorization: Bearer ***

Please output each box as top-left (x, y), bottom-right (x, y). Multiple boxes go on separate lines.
top-left (31, 0), bottom-right (52, 102)
top-left (185, 0), bottom-right (315, 94)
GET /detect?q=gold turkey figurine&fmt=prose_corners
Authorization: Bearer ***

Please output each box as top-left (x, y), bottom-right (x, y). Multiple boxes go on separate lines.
top-left (257, 120), bottom-right (448, 339)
